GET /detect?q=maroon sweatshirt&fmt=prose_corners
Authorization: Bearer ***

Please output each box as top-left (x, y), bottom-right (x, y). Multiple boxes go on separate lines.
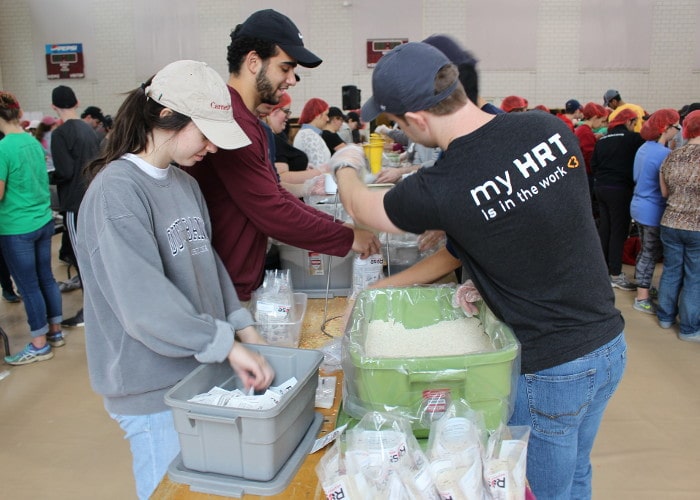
top-left (186, 87), bottom-right (353, 301)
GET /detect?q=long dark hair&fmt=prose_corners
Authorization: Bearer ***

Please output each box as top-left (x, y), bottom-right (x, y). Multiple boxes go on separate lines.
top-left (83, 76), bottom-right (191, 183)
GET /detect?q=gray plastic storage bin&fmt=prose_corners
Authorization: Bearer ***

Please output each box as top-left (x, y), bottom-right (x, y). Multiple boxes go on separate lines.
top-left (165, 344), bottom-right (323, 481)
top-left (277, 243), bottom-right (353, 298)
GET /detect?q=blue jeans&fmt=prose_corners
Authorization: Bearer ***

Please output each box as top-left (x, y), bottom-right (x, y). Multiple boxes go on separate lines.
top-left (110, 410), bottom-right (181, 500)
top-left (657, 226), bottom-right (700, 335)
top-left (509, 333), bottom-right (627, 500)
top-left (0, 221), bottom-right (62, 337)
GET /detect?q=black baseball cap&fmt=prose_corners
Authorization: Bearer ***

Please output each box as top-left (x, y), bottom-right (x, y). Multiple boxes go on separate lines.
top-left (236, 9), bottom-right (322, 68)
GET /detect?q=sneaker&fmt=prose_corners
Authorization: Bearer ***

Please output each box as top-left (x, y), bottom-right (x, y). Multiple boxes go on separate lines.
top-left (4, 343), bottom-right (54, 365)
top-left (611, 273), bottom-right (636, 291)
top-left (633, 298), bottom-right (656, 315)
top-left (47, 331), bottom-right (65, 347)
top-left (677, 332), bottom-right (700, 343)
top-left (58, 275), bottom-right (82, 293)
top-left (61, 309), bottom-right (84, 328)
top-left (2, 290), bottom-right (21, 303)
top-left (659, 320), bottom-right (675, 329)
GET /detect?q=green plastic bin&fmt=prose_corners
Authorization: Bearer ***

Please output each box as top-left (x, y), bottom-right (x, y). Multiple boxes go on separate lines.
top-left (341, 286), bottom-right (520, 437)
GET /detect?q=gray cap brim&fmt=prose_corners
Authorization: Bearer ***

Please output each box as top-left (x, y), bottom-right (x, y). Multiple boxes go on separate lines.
top-left (361, 96), bottom-right (382, 122)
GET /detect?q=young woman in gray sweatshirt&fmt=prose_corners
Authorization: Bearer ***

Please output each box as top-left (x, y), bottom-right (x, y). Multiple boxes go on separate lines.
top-left (76, 60), bottom-right (274, 500)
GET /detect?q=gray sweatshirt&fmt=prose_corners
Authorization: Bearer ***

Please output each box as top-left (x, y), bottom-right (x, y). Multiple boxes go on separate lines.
top-left (77, 158), bottom-right (254, 415)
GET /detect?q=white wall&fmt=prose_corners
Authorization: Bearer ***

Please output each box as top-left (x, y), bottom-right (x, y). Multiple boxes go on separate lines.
top-left (1, 0), bottom-right (698, 119)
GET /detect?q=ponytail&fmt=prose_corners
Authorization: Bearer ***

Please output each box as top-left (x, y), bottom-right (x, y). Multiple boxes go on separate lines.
top-left (83, 76), bottom-right (191, 183)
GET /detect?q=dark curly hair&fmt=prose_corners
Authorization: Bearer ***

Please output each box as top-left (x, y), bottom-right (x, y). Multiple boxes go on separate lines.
top-left (226, 24), bottom-right (279, 74)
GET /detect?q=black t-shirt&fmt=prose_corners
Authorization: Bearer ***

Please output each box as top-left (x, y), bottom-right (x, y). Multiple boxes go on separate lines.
top-left (384, 111), bottom-right (624, 374)
top-left (321, 130), bottom-right (345, 154)
top-left (274, 133), bottom-right (308, 172)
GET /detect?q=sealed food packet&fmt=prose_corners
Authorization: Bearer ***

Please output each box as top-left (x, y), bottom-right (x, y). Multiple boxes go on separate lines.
top-left (317, 411), bottom-right (441, 499)
top-left (426, 400), bottom-right (489, 500)
top-left (484, 425), bottom-right (531, 500)
top-left (187, 377), bottom-right (298, 411)
top-left (315, 376), bottom-right (336, 409)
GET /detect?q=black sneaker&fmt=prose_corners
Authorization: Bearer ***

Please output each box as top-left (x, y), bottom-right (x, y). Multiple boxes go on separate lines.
top-left (2, 290), bottom-right (21, 303)
top-left (61, 309), bottom-right (84, 328)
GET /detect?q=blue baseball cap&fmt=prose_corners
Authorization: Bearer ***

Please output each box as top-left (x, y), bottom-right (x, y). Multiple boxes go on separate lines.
top-left (361, 42), bottom-right (459, 122)
top-left (565, 99), bottom-right (582, 114)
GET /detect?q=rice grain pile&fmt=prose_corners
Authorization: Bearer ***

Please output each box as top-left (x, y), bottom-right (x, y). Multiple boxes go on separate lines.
top-left (364, 317), bottom-right (494, 358)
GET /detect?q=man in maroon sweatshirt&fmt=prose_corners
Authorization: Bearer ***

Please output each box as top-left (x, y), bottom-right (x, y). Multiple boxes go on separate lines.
top-left (187, 9), bottom-right (379, 301)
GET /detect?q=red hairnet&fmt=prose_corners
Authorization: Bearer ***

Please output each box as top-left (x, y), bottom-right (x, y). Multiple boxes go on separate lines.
top-left (582, 102), bottom-right (609, 120)
top-left (271, 92), bottom-right (292, 112)
top-left (533, 104), bottom-right (550, 113)
top-left (298, 97), bottom-right (329, 125)
top-left (640, 109), bottom-right (680, 141)
top-left (500, 95), bottom-right (528, 112)
top-left (607, 109), bottom-right (638, 130)
top-left (682, 110), bottom-right (700, 140)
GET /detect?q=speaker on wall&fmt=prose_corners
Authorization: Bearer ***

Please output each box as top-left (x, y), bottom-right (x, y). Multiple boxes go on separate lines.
top-left (342, 85), bottom-right (361, 110)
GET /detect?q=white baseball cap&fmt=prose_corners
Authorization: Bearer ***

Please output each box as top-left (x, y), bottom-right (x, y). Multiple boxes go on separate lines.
top-left (145, 60), bottom-right (251, 150)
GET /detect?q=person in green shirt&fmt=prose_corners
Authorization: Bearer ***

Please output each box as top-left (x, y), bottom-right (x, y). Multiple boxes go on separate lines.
top-left (0, 91), bottom-right (63, 365)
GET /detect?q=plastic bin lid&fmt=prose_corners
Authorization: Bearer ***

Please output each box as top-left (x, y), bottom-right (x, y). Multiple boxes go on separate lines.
top-left (167, 412), bottom-right (323, 497)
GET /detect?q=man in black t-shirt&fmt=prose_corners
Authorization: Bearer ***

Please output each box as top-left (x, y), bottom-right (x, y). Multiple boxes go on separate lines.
top-left (333, 42), bottom-right (626, 500)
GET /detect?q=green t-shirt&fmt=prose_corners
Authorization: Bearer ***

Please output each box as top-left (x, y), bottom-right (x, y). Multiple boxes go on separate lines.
top-left (0, 132), bottom-right (52, 235)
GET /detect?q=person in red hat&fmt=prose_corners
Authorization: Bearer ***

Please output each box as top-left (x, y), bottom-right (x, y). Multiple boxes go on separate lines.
top-left (591, 108), bottom-right (645, 290)
top-left (261, 92), bottom-right (327, 194)
top-left (500, 95), bottom-right (528, 112)
top-left (294, 97), bottom-right (333, 166)
top-left (630, 109), bottom-right (680, 314)
top-left (657, 109), bottom-right (700, 340)
top-left (575, 102), bottom-right (610, 215)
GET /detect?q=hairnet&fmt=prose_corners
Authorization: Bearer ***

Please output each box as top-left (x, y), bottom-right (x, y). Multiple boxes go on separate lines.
top-left (640, 109), bottom-right (679, 141)
top-left (682, 110), bottom-right (700, 140)
top-left (607, 109), bottom-right (638, 130)
top-left (500, 95), bottom-right (528, 112)
top-left (582, 102), bottom-right (609, 120)
top-left (299, 97), bottom-right (329, 125)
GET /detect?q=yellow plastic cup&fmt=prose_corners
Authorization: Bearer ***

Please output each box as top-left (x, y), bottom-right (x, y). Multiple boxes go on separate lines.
top-left (367, 143), bottom-right (383, 174)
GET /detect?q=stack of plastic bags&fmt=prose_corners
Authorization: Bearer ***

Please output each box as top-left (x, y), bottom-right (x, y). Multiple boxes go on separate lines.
top-left (252, 269), bottom-right (295, 345)
top-left (317, 400), bottom-right (531, 500)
